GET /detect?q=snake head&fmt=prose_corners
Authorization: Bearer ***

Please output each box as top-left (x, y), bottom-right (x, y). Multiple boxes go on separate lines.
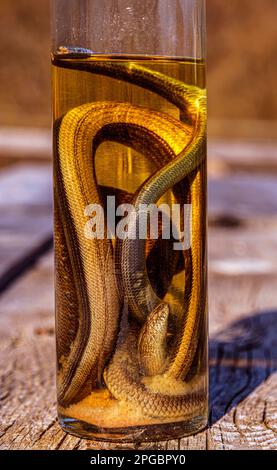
top-left (138, 302), bottom-right (170, 376)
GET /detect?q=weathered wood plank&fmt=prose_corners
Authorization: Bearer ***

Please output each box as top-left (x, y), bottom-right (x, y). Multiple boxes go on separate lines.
top-left (1, 130), bottom-right (277, 174)
top-left (1, 162), bottom-right (276, 292)
top-left (0, 160), bottom-right (274, 304)
top-left (208, 139), bottom-right (277, 174)
top-left (209, 175), bottom-right (277, 221)
top-left (0, 164), bottom-right (52, 291)
top-left (0, 152), bottom-right (277, 449)
top-left (0, 221), bottom-right (277, 449)
top-left (0, 128), bottom-right (51, 162)
top-left (207, 270), bottom-right (277, 450)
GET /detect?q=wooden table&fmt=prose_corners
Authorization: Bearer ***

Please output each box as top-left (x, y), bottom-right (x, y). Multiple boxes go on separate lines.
top-left (0, 139), bottom-right (277, 450)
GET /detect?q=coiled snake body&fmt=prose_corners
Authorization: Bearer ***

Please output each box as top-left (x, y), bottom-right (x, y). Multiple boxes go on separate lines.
top-left (53, 55), bottom-right (207, 419)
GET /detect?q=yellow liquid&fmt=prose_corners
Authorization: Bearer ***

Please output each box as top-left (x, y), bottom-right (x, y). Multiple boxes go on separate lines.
top-left (52, 52), bottom-right (208, 441)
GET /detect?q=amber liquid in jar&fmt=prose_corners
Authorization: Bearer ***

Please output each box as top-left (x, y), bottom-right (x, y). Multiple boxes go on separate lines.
top-left (52, 50), bottom-right (208, 441)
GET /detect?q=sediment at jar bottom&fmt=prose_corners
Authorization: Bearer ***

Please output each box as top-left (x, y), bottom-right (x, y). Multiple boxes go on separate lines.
top-left (58, 307), bottom-right (207, 428)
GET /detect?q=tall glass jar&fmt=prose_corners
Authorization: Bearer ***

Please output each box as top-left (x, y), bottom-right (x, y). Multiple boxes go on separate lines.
top-left (52, 0), bottom-right (208, 442)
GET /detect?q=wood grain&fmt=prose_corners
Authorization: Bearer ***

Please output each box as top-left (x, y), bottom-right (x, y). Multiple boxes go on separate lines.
top-left (0, 159), bottom-right (277, 449)
top-left (0, 164), bottom-right (52, 291)
top-left (0, 240), bottom-right (276, 449)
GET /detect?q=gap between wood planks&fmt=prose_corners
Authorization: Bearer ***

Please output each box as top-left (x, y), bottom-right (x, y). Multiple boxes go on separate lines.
top-left (0, 164), bottom-right (53, 295)
top-left (0, 236), bottom-right (53, 294)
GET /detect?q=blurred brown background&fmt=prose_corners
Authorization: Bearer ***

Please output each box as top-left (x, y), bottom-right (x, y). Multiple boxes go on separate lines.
top-left (0, 0), bottom-right (276, 138)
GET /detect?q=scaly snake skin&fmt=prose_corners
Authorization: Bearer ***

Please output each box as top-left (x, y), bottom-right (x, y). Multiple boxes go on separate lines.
top-left (53, 56), bottom-right (207, 419)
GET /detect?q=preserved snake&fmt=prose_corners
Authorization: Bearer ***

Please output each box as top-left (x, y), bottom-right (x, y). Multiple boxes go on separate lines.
top-left (53, 55), bottom-right (207, 419)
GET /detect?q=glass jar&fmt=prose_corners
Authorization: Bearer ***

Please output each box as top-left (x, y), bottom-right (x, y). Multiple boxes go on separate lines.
top-left (52, 0), bottom-right (208, 442)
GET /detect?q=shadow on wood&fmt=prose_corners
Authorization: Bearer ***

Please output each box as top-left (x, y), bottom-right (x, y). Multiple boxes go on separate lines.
top-left (209, 309), bottom-right (277, 426)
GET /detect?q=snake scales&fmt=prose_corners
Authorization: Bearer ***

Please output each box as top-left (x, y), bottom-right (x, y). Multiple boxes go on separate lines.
top-left (53, 55), bottom-right (207, 419)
